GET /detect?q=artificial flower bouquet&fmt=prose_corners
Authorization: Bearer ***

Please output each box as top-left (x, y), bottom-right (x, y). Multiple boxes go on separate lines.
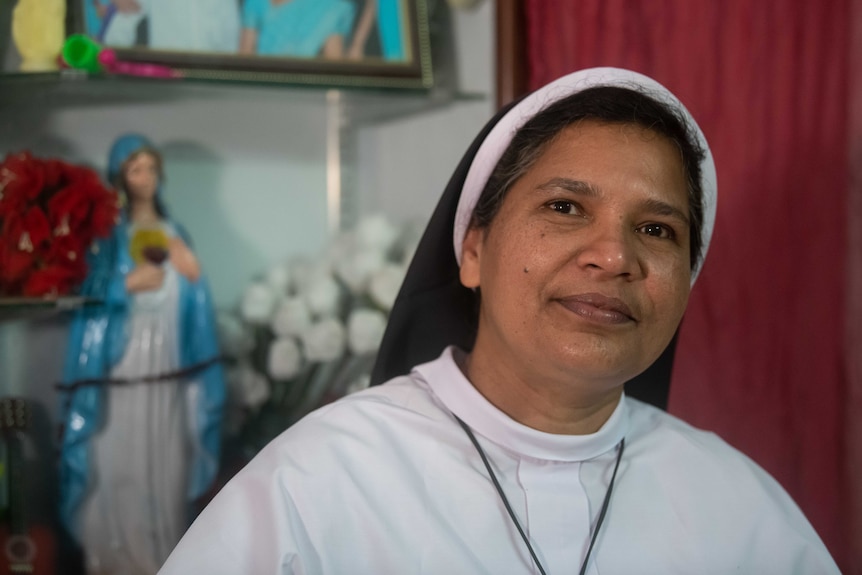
top-left (0, 151), bottom-right (119, 297)
top-left (218, 214), bottom-right (424, 457)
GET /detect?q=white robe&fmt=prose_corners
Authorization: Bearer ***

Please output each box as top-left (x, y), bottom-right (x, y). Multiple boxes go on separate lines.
top-left (159, 347), bottom-right (839, 575)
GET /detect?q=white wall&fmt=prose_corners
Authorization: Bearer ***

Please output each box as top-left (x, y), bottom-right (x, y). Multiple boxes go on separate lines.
top-left (357, 1), bottom-right (495, 222)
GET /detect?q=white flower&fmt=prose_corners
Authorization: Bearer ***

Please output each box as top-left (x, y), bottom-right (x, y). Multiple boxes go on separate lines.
top-left (303, 273), bottom-right (342, 317)
top-left (325, 230), bottom-right (356, 263)
top-left (369, 263), bottom-right (406, 311)
top-left (301, 318), bottom-right (346, 362)
top-left (240, 281), bottom-right (279, 325)
top-left (217, 312), bottom-right (254, 358)
top-left (290, 256), bottom-right (331, 295)
top-left (265, 262), bottom-right (292, 296)
top-left (347, 308), bottom-right (387, 355)
top-left (271, 296), bottom-right (312, 338)
top-left (334, 248), bottom-right (385, 293)
top-left (228, 362), bottom-right (271, 409)
top-left (267, 336), bottom-right (303, 380)
top-left (356, 214), bottom-right (400, 252)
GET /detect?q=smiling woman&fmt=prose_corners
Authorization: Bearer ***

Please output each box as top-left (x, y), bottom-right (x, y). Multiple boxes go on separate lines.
top-left (158, 68), bottom-right (839, 575)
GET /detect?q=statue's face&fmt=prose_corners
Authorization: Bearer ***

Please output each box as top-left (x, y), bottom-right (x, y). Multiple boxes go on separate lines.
top-left (123, 151), bottom-right (160, 204)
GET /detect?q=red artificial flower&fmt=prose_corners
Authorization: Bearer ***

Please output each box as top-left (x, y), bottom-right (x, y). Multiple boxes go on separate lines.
top-left (47, 168), bottom-right (119, 240)
top-left (88, 192), bottom-right (121, 239)
top-left (0, 152), bottom-right (45, 204)
top-left (0, 240), bottom-right (34, 286)
top-left (0, 151), bottom-right (119, 297)
top-left (3, 206), bottom-right (52, 252)
top-left (40, 158), bottom-right (67, 191)
top-left (48, 180), bottom-right (95, 232)
top-left (45, 234), bottom-right (86, 265)
top-left (22, 264), bottom-right (84, 298)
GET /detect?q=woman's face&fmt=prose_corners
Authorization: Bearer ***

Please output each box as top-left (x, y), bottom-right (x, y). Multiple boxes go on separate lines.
top-left (460, 120), bottom-right (692, 391)
top-left (123, 151), bottom-right (160, 204)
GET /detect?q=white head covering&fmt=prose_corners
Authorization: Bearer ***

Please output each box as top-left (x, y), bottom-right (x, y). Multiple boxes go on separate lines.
top-left (372, 67), bottom-right (716, 409)
top-left (452, 67), bottom-right (717, 284)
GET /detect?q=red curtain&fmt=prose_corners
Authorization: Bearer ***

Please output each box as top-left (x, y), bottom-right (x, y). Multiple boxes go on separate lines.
top-left (524, 1), bottom-right (857, 571)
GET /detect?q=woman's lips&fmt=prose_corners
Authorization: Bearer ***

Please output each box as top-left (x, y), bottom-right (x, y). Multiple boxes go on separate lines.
top-left (556, 293), bottom-right (636, 325)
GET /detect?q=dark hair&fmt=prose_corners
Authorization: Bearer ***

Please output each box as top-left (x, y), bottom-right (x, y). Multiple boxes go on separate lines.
top-left (472, 86), bottom-right (707, 271)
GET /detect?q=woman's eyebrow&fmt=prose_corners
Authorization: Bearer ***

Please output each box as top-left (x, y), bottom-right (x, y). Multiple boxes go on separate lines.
top-left (537, 177), bottom-right (600, 197)
top-left (538, 177), bottom-right (690, 225)
top-left (641, 198), bottom-right (690, 225)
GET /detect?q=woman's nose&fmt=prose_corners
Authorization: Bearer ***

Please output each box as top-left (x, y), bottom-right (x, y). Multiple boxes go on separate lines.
top-left (574, 224), bottom-right (643, 280)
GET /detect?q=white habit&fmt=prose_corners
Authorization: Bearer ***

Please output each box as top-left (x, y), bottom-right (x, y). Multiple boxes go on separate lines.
top-left (159, 347), bottom-right (839, 574)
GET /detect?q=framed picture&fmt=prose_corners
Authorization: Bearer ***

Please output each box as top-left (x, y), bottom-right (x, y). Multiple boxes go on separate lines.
top-left (71, 0), bottom-right (433, 89)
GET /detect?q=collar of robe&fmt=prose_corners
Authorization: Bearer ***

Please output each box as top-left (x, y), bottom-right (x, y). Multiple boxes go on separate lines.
top-left (414, 347), bottom-right (629, 462)
top-left (456, 414), bottom-right (625, 575)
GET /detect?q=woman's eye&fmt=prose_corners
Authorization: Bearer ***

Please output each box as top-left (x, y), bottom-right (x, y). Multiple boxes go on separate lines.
top-left (548, 200), bottom-right (580, 215)
top-left (636, 223), bottom-right (675, 239)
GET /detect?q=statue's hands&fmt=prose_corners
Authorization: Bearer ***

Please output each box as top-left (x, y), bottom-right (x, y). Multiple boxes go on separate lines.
top-left (169, 237), bottom-right (201, 283)
top-left (126, 263), bottom-right (165, 292)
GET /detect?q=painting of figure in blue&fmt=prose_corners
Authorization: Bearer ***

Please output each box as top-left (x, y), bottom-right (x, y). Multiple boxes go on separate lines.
top-left (82, 0), bottom-right (409, 62)
top-left (85, 0), bottom-right (241, 52)
top-left (240, 0), bottom-right (406, 60)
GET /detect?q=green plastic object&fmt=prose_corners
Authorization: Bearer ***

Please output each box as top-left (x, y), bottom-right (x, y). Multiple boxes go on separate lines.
top-left (62, 34), bottom-right (103, 73)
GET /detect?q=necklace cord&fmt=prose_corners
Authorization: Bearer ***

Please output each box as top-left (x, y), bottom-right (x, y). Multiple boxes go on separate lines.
top-left (453, 414), bottom-right (624, 575)
top-left (578, 436), bottom-right (625, 575)
top-left (455, 415), bottom-right (548, 575)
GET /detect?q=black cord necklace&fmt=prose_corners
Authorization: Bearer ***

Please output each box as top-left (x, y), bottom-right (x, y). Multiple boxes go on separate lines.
top-left (454, 415), bottom-right (625, 575)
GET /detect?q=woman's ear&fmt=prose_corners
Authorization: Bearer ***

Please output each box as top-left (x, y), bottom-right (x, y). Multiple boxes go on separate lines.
top-left (459, 225), bottom-right (484, 289)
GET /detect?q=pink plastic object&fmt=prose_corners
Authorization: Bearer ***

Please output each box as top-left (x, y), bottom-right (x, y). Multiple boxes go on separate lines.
top-left (97, 49), bottom-right (181, 79)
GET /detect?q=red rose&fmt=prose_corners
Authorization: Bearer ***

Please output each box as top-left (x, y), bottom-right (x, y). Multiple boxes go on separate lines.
top-left (0, 240), bottom-right (35, 288)
top-left (22, 264), bottom-right (84, 297)
top-left (87, 190), bottom-right (120, 239)
top-left (47, 171), bottom-right (119, 241)
top-left (5, 206), bottom-right (52, 251)
top-left (45, 234), bottom-right (86, 267)
top-left (41, 158), bottom-right (67, 191)
top-left (0, 151), bottom-right (120, 296)
top-left (0, 152), bottom-right (45, 204)
top-left (48, 181), bottom-right (92, 231)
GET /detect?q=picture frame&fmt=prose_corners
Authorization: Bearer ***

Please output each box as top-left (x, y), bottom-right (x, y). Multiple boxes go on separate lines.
top-left (70, 0), bottom-right (433, 89)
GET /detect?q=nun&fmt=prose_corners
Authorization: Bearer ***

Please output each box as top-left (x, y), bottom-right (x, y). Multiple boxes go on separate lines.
top-left (159, 67), bottom-right (839, 574)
